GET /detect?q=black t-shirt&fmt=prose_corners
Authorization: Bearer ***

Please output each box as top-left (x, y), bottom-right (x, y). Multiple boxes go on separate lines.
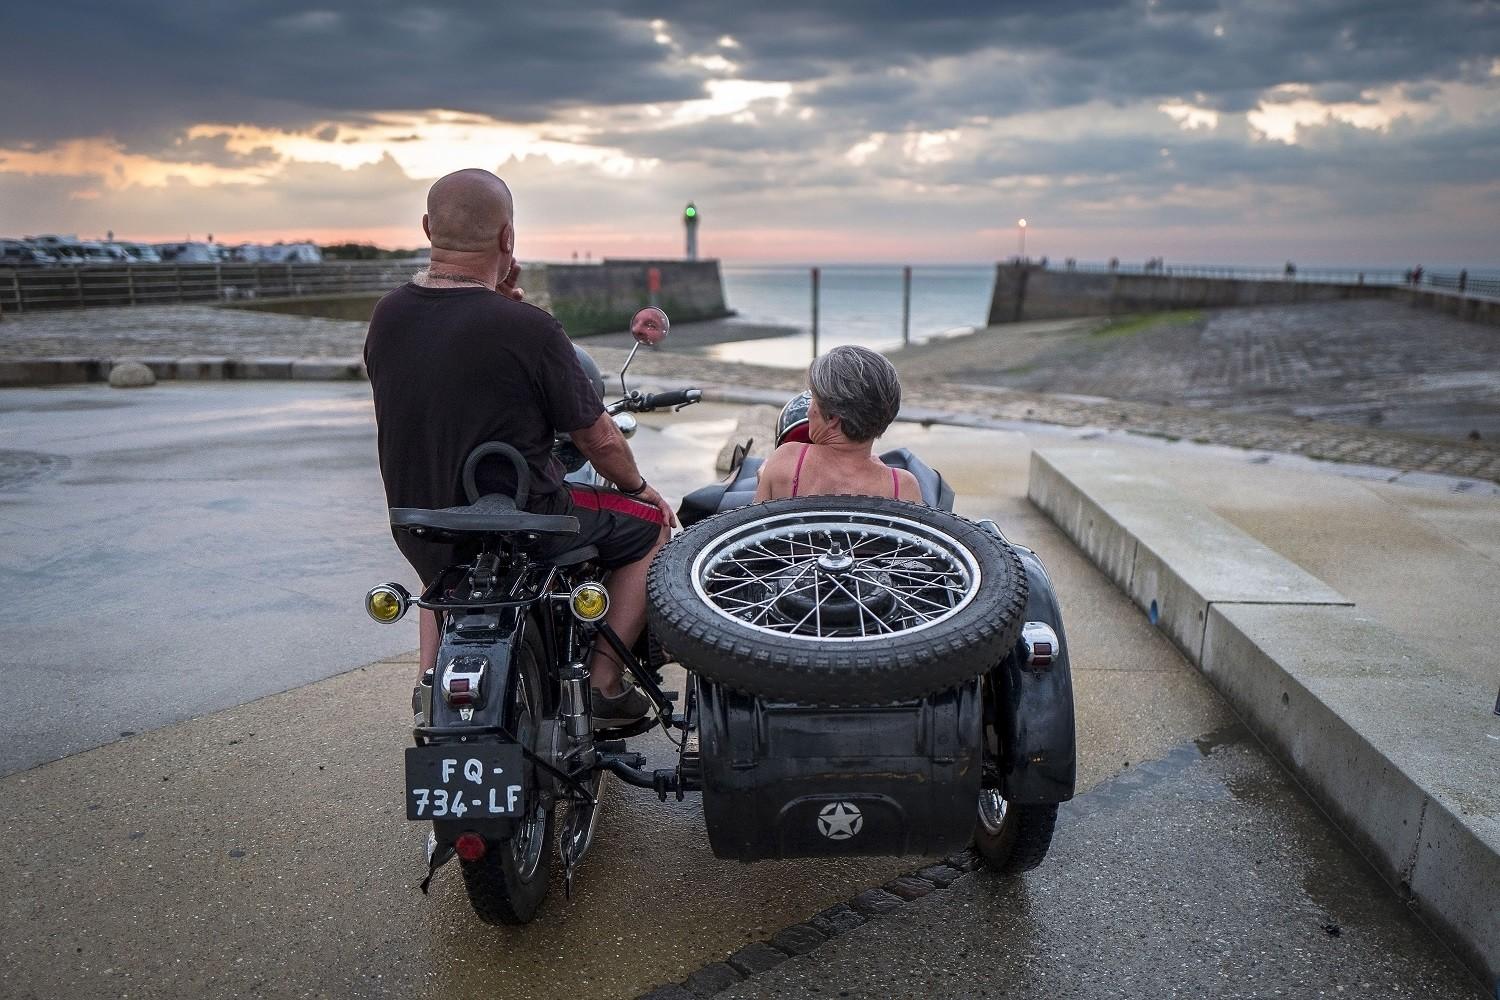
top-left (364, 283), bottom-right (603, 521)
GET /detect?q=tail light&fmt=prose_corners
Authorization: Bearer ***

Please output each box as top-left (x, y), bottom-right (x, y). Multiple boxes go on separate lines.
top-left (454, 832), bottom-right (487, 863)
top-left (442, 655), bottom-right (488, 708)
top-left (1022, 622), bottom-right (1060, 669)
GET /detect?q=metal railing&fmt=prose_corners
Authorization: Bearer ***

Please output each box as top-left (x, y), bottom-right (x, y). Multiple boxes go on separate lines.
top-left (1049, 260), bottom-right (1500, 299)
top-left (0, 260), bottom-right (422, 313)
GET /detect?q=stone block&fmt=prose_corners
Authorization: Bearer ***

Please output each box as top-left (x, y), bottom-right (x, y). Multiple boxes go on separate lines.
top-left (229, 357), bottom-right (295, 380)
top-left (1203, 603), bottom-right (1500, 986)
top-left (883, 876), bottom-right (935, 901)
top-left (807, 902), bottom-right (865, 937)
top-left (769, 923), bottom-right (826, 956)
top-left (1030, 448), bottom-right (1349, 661)
top-left (175, 356), bottom-right (229, 380)
top-left (915, 864), bottom-right (964, 888)
top-left (108, 362), bottom-right (156, 388)
top-left (291, 357), bottom-right (364, 381)
top-left (683, 961), bottom-right (743, 996)
top-left (848, 887), bottom-right (904, 916)
top-left (725, 942), bottom-right (787, 976)
top-left (0, 358), bottom-right (102, 387)
top-left (1027, 450), bottom-right (1140, 590)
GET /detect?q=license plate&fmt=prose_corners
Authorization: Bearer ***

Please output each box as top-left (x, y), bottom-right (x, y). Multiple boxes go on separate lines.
top-left (404, 743), bottom-right (526, 820)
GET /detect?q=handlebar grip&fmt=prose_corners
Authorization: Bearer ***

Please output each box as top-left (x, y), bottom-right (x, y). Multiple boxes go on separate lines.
top-left (641, 388), bottom-right (702, 410)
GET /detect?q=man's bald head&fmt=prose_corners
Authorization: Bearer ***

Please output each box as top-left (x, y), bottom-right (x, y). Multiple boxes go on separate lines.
top-left (424, 169), bottom-right (514, 253)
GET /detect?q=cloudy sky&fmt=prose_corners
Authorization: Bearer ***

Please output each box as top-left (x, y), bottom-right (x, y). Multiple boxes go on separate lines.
top-left (2, 1), bottom-right (1497, 266)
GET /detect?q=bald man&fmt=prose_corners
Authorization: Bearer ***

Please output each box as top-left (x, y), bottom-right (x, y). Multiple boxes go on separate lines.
top-left (365, 168), bottom-right (671, 728)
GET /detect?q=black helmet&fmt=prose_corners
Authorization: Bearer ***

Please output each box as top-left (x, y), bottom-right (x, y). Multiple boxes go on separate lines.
top-left (574, 345), bottom-right (605, 401)
top-left (776, 390), bottom-right (813, 446)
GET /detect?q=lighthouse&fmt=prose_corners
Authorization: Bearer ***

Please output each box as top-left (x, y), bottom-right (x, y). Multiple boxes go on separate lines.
top-left (683, 202), bottom-right (699, 261)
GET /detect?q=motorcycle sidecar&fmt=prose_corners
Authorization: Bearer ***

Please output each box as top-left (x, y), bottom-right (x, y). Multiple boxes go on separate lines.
top-left (694, 677), bottom-right (984, 861)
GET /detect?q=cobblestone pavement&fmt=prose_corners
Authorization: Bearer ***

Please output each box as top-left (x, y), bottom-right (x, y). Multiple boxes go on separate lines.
top-left (903, 300), bottom-right (1500, 443)
top-left (4, 302), bottom-right (1498, 485)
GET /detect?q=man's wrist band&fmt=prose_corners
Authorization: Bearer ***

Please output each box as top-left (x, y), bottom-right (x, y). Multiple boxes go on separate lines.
top-left (621, 478), bottom-right (649, 496)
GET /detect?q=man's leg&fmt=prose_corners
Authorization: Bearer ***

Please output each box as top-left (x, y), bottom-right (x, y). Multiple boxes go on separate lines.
top-left (419, 608), bottom-right (439, 681)
top-left (589, 522), bottom-right (668, 695)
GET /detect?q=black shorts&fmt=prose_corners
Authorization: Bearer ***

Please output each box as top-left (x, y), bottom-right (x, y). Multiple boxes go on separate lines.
top-left (395, 483), bottom-right (664, 587)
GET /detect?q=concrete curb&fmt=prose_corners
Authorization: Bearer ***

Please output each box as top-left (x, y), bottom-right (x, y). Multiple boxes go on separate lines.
top-left (1027, 448), bottom-right (1499, 991)
top-left (0, 355), bottom-right (369, 388)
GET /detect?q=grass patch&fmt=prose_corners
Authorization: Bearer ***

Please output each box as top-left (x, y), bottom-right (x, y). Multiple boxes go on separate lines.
top-left (1092, 310), bottom-right (1203, 339)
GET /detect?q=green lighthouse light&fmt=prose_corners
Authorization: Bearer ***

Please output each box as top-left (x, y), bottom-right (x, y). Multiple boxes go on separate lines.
top-left (684, 204), bottom-right (697, 219)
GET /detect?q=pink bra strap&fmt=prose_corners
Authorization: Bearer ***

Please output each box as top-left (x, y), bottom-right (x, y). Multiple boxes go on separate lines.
top-left (891, 466), bottom-right (900, 499)
top-left (790, 444), bottom-right (811, 498)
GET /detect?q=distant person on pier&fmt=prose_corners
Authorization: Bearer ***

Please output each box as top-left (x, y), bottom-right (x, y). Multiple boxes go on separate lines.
top-left (754, 346), bottom-right (920, 503)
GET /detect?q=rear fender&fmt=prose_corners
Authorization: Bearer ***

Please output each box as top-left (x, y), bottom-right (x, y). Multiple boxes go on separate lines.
top-left (427, 607), bottom-right (526, 733)
top-left (981, 525), bottom-right (1078, 804)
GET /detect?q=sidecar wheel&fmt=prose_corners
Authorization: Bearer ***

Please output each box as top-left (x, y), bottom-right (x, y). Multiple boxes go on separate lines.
top-left (647, 495), bottom-right (1027, 704)
top-left (459, 631), bottom-right (555, 925)
top-left (974, 796), bottom-right (1057, 873)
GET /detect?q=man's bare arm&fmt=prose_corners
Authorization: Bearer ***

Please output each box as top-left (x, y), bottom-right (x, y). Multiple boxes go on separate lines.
top-left (570, 411), bottom-right (677, 526)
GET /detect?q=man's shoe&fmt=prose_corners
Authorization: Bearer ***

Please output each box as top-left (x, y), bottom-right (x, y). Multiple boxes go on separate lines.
top-left (591, 684), bottom-right (653, 729)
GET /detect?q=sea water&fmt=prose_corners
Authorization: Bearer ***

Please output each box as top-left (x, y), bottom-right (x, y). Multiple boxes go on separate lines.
top-left (714, 264), bottom-right (995, 368)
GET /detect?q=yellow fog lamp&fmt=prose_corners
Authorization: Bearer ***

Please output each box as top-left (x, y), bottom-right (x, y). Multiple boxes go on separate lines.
top-left (570, 583), bottom-right (610, 622)
top-left (365, 583), bottom-right (411, 624)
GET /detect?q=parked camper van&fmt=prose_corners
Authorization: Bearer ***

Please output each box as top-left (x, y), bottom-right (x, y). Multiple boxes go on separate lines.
top-left (0, 240), bottom-right (59, 267)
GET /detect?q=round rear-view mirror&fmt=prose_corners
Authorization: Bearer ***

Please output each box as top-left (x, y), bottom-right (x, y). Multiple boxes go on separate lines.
top-left (630, 307), bottom-right (669, 346)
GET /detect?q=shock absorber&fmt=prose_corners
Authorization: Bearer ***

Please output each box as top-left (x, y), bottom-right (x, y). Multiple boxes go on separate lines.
top-left (559, 660), bottom-right (594, 759)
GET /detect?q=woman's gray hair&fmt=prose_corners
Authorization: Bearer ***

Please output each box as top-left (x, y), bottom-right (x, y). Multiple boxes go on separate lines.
top-left (808, 345), bottom-right (902, 443)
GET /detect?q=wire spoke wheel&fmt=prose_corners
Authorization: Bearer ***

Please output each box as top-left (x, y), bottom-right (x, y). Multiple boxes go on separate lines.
top-left (649, 496), bottom-right (1028, 705)
top-left (692, 512), bottom-right (981, 641)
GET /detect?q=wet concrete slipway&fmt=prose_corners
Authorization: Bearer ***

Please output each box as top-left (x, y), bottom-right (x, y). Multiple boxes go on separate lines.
top-left (0, 384), bottom-right (1484, 1000)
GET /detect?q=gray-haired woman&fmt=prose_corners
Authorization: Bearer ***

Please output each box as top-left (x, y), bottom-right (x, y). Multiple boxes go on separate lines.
top-left (754, 345), bottom-right (921, 502)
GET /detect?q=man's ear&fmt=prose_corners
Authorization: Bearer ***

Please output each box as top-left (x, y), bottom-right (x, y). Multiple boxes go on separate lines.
top-left (500, 223), bottom-right (514, 256)
top-left (421, 214), bottom-right (431, 240)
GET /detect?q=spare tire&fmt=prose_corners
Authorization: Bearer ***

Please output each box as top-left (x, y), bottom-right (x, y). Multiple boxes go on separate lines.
top-left (646, 495), bottom-right (1027, 705)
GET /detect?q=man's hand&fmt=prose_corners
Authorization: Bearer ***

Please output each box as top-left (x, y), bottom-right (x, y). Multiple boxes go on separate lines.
top-left (500, 261), bottom-right (525, 302)
top-left (635, 483), bottom-right (679, 529)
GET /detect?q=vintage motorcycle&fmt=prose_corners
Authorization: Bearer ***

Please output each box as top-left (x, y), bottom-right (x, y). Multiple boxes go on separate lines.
top-left (364, 308), bottom-right (1075, 925)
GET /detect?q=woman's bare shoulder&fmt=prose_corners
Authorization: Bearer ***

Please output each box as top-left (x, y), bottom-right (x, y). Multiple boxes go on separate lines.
top-left (895, 467), bottom-right (924, 502)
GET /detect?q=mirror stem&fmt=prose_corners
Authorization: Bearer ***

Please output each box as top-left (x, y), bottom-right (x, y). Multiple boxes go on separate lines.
top-left (619, 341), bottom-right (642, 397)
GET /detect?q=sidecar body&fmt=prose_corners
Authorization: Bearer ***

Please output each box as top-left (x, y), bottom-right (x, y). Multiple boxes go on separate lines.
top-left (668, 449), bottom-right (1076, 863)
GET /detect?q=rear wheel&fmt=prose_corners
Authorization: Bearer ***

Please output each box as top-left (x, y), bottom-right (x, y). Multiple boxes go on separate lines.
top-left (974, 674), bottom-right (1057, 872)
top-left (459, 629), bottom-right (555, 924)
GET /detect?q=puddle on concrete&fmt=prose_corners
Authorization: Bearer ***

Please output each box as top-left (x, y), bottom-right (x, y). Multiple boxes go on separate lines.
top-left (0, 398), bottom-right (132, 414)
top-left (0, 451), bottom-right (72, 491)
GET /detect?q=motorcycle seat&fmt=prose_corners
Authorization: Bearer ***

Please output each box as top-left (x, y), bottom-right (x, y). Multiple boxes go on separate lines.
top-left (390, 493), bottom-right (580, 539)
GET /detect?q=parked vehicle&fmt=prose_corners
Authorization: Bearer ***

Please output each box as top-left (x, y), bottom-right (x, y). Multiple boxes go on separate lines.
top-left (365, 309), bottom-right (1076, 924)
top-left (30, 235), bottom-right (87, 265)
top-left (0, 240), bottom-right (59, 267)
top-left (75, 241), bottom-right (128, 264)
top-left (114, 242), bottom-right (162, 264)
top-left (154, 242), bottom-right (219, 264)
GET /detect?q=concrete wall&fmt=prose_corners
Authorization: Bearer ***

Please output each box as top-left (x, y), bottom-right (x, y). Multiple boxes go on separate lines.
top-left (221, 259), bottom-right (730, 336)
top-left (538, 259), bottom-right (730, 336)
top-left (987, 265), bottom-right (1497, 329)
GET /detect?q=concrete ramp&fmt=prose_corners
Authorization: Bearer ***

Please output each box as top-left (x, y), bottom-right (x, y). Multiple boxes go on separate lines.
top-left (1029, 447), bottom-right (1500, 991)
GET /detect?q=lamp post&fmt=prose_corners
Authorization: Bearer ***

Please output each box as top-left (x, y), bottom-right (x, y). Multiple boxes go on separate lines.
top-left (1017, 218), bottom-right (1027, 261)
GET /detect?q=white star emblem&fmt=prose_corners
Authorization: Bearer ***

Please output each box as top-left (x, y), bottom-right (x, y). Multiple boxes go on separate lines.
top-left (816, 801), bottom-right (864, 840)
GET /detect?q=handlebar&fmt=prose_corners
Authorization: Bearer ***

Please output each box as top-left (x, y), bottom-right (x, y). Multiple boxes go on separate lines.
top-left (640, 388), bottom-right (702, 410)
top-left (608, 388), bottom-right (702, 414)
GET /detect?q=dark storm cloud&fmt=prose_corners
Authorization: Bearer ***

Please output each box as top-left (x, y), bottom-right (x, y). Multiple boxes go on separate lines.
top-left (0, 1), bottom-right (708, 143)
top-left (2, 0), bottom-right (1493, 147)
